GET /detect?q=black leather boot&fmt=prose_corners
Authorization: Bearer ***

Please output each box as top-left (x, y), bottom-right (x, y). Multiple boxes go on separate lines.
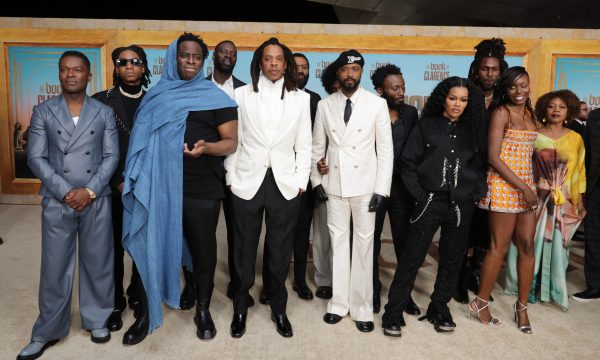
top-left (180, 267), bottom-right (196, 310)
top-left (194, 275), bottom-right (216, 340)
top-left (123, 278), bottom-right (149, 345)
top-left (453, 256), bottom-right (470, 304)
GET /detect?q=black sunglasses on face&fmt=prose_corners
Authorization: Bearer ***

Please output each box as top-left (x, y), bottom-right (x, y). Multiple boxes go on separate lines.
top-left (116, 58), bottom-right (143, 67)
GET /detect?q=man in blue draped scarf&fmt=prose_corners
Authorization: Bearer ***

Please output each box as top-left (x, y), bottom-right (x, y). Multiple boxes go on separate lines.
top-left (121, 33), bottom-right (237, 344)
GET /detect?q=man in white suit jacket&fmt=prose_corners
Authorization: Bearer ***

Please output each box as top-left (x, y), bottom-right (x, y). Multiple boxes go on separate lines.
top-left (224, 37), bottom-right (312, 339)
top-left (311, 50), bottom-right (393, 333)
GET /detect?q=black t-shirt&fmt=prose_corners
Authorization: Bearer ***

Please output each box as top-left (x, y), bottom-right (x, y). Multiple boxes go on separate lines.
top-left (183, 107), bottom-right (237, 199)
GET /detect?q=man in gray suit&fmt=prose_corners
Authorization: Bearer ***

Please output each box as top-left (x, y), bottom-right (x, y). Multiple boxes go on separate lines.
top-left (18, 50), bottom-right (119, 360)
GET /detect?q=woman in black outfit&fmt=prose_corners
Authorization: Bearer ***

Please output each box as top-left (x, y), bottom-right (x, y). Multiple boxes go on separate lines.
top-left (381, 76), bottom-right (486, 337)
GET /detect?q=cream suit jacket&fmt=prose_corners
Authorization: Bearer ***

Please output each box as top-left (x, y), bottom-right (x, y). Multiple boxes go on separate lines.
top-left (310, 87), bottom-right (393, 198)
top-left (225, 83), bottom-right (312, 200)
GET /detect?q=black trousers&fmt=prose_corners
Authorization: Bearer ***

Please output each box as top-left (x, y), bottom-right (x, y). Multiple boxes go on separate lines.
top-left (112, 192), bottom-right (138, 309)
top-left (467, 207), bottom-right (491, 249)
top-left (373, 191), bottom-right (413, 295)
top-left (182, 197), bottom-right (221, 302)
top-left (262, 182), bottom-right (314, 291)
top-left (232, 169), bottom-right (301, 315)
top-left (223, 186), bottom-right (240, 292)
top-left (584, 184), bottom-right (600, 289)
top-left (382, 194), bottom-right (474, 325)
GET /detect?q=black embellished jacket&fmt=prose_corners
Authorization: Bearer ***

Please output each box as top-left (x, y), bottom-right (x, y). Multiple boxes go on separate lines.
top-left (401, 114), bottom-right (487, 204)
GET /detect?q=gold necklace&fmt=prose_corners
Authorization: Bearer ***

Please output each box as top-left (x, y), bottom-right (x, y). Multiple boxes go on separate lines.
top-left (119, 86), bottom-right (143, 99)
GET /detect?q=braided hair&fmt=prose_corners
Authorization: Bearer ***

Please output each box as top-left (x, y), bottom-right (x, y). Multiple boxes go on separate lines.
top-left (111, 45), bottom-right (152, 88)
top-left (250, 37), bottom-right (297, 99)
top-left (468, 38), bottom-right (509, 83)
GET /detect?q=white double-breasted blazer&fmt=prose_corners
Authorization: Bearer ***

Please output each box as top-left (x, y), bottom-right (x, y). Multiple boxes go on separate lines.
top-left (225, 81), bottom-right (312, 201)
top-left (310, 87), bottom-right (393, 198)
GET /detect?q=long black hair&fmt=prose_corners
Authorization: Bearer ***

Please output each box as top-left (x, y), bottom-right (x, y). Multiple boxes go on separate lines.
top-left (489, 66), bottom-right (535, 121)
top-left (422, 76), bottom-right (484, 151)
top-left (250, 37), bottom-right (297, 99)
top-left (111, 45), bottom-right (152, 88)
top-left (467, 38), bottom-right (509, 83)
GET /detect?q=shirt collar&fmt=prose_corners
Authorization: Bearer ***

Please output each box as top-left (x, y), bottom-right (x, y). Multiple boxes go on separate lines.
top-left (259, 74), bottom-right (285, 90)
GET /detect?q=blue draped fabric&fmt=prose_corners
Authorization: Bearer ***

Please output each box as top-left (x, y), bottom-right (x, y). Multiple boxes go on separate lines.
top-left (122, 38), bottom-right (237, 332)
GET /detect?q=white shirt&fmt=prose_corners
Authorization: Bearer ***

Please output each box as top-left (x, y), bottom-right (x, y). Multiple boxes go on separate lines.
top-left (339, 87), bottom-right (360, 119)
top-left (258, 74), bottom-right (285, 148)
top-left (575, 118), bottom-right (586, 126)
top-left (72, 116), bottom-right (80, 126)
top-left (211, 74), bottom-right (235, 100)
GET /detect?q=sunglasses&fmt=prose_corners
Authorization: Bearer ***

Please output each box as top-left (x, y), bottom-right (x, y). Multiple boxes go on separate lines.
top-left (116, 58), bottom-right (143, 67)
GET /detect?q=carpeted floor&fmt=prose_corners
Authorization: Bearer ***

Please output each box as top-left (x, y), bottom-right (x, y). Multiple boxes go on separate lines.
top-left (1, 203), bottom-right (599, 360)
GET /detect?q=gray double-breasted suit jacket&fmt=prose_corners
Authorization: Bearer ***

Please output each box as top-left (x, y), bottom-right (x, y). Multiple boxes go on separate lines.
top-left (27, 94), bottom-right (119, 341)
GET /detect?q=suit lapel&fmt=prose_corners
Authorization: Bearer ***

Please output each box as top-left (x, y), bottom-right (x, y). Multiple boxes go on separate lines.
top-left (272, 90), bottom-right (298, 146)
top-left (242, 88), bottom-right (270, 145)
top-left (48, 96), bottom-right (75, 136)
top-left (341, 88), bottom-right (364, 143)
top-left (67, 96), bottom-right (100, 150)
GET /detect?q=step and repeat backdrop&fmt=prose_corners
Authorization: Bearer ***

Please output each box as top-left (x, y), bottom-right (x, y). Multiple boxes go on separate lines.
top-left (1, 26), bottom-right (599, 193)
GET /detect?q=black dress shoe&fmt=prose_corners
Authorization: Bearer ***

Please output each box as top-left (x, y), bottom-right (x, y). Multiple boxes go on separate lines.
top-left (271, 313), bottom-right (293, 337)
top-left (315, 286), bottom-right (332, 299)
top-left (373, 292), bottom-right (381, 314)
top-left (323, 313), bottom-right (342, 324)
top-left (293, 283), bottom-right (314, 300)
top-left (107, 309), bottom-right (123, 332)
top-left (90, 328), bottom-right (111, 343)
top-left (194, 309), bottom-right (216, 340)
top-left (355, 321), bottom-right (374, 332)
top-left (230, 313), bottom-right (247, 338)
top-left (572, 288), bottom-right (600, 302)
top-left (419, 304), bottom-right (456, 333)
top-left (259, 289), bottom-right (270, 305)
top-left (382, 323), bottom-right (402, 337)
top-left (405, 297), bottom-right (421, 316)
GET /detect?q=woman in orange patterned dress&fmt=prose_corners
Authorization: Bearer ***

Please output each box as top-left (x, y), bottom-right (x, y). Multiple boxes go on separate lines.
top-left (468, 67), bottom-right (539, 334)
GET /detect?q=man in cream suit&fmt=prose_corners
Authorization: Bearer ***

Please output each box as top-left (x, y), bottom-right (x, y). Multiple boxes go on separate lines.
top-left (224, 37), bottom-right (312, 338)
top-left (18, 51), bottom-right (119, 360)
top-left (311, 49), bottom-right (393, 333)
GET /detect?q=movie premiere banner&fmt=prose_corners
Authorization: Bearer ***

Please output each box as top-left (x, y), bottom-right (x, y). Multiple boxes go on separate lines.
top-left (8, 45), bottom-right (102, 178)
top-left (146, 48), bottom-right (522, 110)
top-left (554, 56), bottom-right (600, 111)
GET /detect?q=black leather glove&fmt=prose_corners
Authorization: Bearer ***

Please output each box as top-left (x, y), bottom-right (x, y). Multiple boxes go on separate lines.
top-left (368, 194), bottom-right (385, 212)
top-left (313, 184), bottom-right (329, 204)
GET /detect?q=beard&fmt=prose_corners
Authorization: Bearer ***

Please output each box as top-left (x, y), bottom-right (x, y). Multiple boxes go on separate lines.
top-left (340, 77), bottom-right (360, 93)
top-left (383, 94), bottom-right (403, 111)
top-left (297, 73), bottom-right (308, 89)
top-left (215, 61), bottom-right (233, 75)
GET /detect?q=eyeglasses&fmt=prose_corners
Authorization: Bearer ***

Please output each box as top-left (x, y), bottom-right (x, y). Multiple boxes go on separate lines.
top-left (116, 58), bottom-right (143, 67)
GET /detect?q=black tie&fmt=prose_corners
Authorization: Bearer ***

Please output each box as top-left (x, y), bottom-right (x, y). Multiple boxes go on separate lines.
top-left (344, 99), bottom-right (352, 125)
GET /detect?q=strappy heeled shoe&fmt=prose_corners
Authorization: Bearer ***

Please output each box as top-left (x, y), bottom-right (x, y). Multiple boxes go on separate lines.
top-left (467, 296), bottom-right (502, 326)
top-left (513, 300), bottom-right (532, 334)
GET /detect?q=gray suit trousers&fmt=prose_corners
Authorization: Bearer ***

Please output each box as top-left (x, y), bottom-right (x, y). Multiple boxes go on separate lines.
top-left (31, 196), bottom-right (114, 342)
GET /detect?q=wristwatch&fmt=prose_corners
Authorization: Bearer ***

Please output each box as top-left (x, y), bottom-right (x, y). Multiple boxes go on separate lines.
top-left (85, 188), bottom-right (97, 200)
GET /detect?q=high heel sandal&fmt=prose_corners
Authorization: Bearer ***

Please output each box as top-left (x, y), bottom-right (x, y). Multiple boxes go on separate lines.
top-left (467, 296), bottom-right (502, 326)
top-left (513, 301), bottom-right (532, 334)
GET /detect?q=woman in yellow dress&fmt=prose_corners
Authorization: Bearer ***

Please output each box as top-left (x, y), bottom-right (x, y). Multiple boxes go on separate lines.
top-left (505, 89), bottom-right (586, 310)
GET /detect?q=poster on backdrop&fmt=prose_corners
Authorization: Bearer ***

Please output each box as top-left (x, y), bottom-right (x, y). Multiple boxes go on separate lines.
top-left (8, 45), bottom-right (102, 179)
top-left (554, 56), bottom-right (600, 111)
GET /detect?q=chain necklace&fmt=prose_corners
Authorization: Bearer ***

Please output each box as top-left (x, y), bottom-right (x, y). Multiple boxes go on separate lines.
top-left (119, 86), bottom-right (143, 99)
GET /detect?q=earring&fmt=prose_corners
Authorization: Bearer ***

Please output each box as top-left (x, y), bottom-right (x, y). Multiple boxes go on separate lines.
top-left (542, 118), bottom-right (546, 123)
top-left (564, 120), bottom-right (568, 125)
